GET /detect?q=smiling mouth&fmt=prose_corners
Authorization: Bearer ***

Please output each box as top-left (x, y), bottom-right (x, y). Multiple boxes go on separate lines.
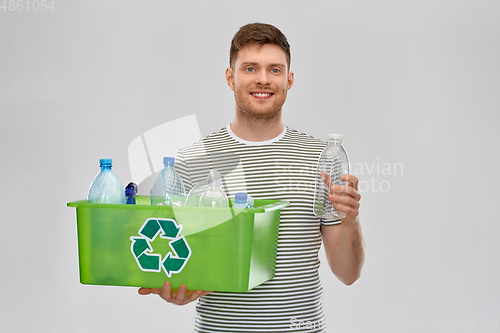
top-left (251, 92), bottom-right (274, 98)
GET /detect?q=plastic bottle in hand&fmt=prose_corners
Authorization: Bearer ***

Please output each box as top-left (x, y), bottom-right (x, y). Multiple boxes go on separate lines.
top-left (233, 192), bottom-right (248, 209)
top-left (313, 134), bottom-right (350, 219)
top-left (125, 182), bottom-right (138, 204)
top-left (88, 159), bottom-right (126, 204)
top-left (150, 157), bottom-right (186, 206)
top-left (199, 170), bottom-right (229, 208)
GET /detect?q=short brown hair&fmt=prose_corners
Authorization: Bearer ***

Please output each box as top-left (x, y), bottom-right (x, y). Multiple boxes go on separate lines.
top-left (229, 22), bottom-right (291, 71)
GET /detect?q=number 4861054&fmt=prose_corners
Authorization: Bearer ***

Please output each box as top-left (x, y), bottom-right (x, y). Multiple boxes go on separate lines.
top-left (1, 0), bottom-right (56, 11)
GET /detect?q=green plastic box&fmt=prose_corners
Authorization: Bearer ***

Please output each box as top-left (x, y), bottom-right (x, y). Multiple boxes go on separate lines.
top-left (67, 196), bottom-right (289, 292)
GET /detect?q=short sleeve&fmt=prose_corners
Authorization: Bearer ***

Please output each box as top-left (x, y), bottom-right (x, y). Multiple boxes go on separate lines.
top-left (320, 218), bottom-right (342, 226)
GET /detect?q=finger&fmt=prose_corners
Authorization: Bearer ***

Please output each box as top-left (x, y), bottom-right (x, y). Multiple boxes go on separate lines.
top-left (186, 290), bottom-right (203, 303)
top-left (138, 287), bottom-right (162, 295)
top-left (340, 174), bottom-right (359, 190)
top-left (200, 290), bottom-right (213, 297)
top-left (329, 186), bottom-right (361, 211)
top-left (138, 288), bottom-right (151, 295)
top-left (329, 193), bottom-right (360, 210)
top-left (332, 185), bottom-right (361, 201)
top-left (160, 281), bottom-right (173, 302)
top-left (174, 285), bottom-right (188, 304)
top-left (320, 172), bottom-right (332, 187)
top-left (332, 202), bottom-right (359, 217)
top-left (187, 290), bottom-right (213, 303)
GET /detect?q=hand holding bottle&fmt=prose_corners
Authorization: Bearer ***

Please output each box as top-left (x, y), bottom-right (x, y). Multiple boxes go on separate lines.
top-left (321, 172), bottom-right (361, 226)
top-left (313, 134), bottom-right (350, 219)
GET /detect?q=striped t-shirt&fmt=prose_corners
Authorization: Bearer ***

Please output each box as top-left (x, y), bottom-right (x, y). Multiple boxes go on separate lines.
top-left (175, 125), bottom-right (341, 333)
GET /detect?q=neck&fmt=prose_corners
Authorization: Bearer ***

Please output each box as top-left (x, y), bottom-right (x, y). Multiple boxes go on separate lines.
top-left (230, 110), bottom-right (284, 142)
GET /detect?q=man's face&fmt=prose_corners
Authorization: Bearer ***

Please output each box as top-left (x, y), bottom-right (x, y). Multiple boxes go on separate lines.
top-left (226, 43), bottom-right (294, 120)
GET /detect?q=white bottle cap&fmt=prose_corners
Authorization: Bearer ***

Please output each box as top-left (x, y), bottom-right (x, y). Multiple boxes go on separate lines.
top-left (328, 134), bottom-right (344, 140)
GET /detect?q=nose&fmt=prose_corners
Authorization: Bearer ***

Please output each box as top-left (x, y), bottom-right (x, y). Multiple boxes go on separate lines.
top-left (255, 71), bottom-right (271, 86)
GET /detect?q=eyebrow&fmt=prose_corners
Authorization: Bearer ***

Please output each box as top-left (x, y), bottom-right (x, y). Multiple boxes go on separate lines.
top-left (240, 62), bottom-right (286, 69)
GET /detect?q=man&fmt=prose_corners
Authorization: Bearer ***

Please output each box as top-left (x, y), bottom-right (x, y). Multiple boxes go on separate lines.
top-left (139, 22), bottom-right (365, 332)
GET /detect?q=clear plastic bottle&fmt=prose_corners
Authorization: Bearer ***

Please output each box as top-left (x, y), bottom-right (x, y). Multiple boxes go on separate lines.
top-left (184, 181), bottom-right (208, 207)
top-left (199, 170), bottom-right (229, 208)
top-left (88, 159), bottom-right (126, 204)
top-left (233, 192), bottom-right (248, 208)
top-left (313, 134), bottom-right (350, 219)
top-left (125, 182), bottom-right (138, 204)
top-left (150, 157), bottom-right (186, 206)
top-left (247, 195), bottom-right (254, 208)
top-left (246, 195), bottom-right (254, 208)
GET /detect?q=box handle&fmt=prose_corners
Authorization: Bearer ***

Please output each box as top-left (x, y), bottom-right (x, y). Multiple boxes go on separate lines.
top-left (255, 200), bottom-right (290, 213)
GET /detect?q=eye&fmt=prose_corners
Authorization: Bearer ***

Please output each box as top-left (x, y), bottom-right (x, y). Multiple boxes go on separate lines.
top-left (245, 67), bottom-right (256, 72)
top-left (271, 68), bottom-right (281, 74)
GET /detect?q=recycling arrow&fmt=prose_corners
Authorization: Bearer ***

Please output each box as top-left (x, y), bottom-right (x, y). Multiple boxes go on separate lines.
top-left (131, 237), bottom-right (150, 257)
top-left (130, 237), bottom-right (162, 272)
top-left (130, 218), bottom-right (191, 276)
top-left (158, 219), bottom-right (182, 239)
top-left (163, 252), bottom-right (187, 276)
top-left (162, 236), bottom-right (190, 277)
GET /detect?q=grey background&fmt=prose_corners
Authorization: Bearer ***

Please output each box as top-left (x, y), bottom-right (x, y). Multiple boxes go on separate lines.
top-left (1, 0), bottom-right (499, 332)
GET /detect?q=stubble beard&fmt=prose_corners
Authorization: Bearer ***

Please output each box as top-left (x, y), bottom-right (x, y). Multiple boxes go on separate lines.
top-left (234, 89), bottom-right (287, 124)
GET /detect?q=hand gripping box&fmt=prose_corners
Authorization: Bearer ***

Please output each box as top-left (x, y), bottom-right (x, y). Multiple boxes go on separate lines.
top-left (67, 196), bottom-right (289, 292)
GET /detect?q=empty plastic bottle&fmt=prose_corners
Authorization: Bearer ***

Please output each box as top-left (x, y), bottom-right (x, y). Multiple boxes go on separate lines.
top-left (184, 181), bottom-right (208, 207)
top-left (246, 195), bottom-right (255, 208)
top-left (313, 134), bottom-right (350, 219)
top-left (125, 182), bottom-right (138, 204)
top-left (199, 170), bottom-right (229, 208)
top-left (88, 159), bottom-right (126, 204)
top-left (150, 157), bottom-right (186, 206)
top-left (233, 192), bottom-right (248, 209)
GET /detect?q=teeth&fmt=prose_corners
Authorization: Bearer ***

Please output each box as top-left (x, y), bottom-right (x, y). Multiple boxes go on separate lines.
top-left (253, 93), bottom-right (272, 97)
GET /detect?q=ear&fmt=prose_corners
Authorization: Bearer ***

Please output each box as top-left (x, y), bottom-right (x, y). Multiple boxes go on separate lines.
top-left (287, 71), bottom-right (294, 91)
top-left (225, 67), bottom-right (235, 91)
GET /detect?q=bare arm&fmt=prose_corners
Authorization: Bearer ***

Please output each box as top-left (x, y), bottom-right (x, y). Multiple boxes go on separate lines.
top-left (321, 174), bottom-right (366, 285)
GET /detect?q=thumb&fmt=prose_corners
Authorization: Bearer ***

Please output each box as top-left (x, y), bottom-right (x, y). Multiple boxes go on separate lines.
top-left (320, 172), bottom-right (332, 187)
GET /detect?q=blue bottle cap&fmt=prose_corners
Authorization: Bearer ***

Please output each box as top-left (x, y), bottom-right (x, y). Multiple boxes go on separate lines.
top-left (125, 182), bottom-right (138, 192)
top-left (163, 157), bottom-right (175, 166)
top-left (100, 159), bottom-right (112, 166)
top-left (235, 192), bottom-right (248, 204)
